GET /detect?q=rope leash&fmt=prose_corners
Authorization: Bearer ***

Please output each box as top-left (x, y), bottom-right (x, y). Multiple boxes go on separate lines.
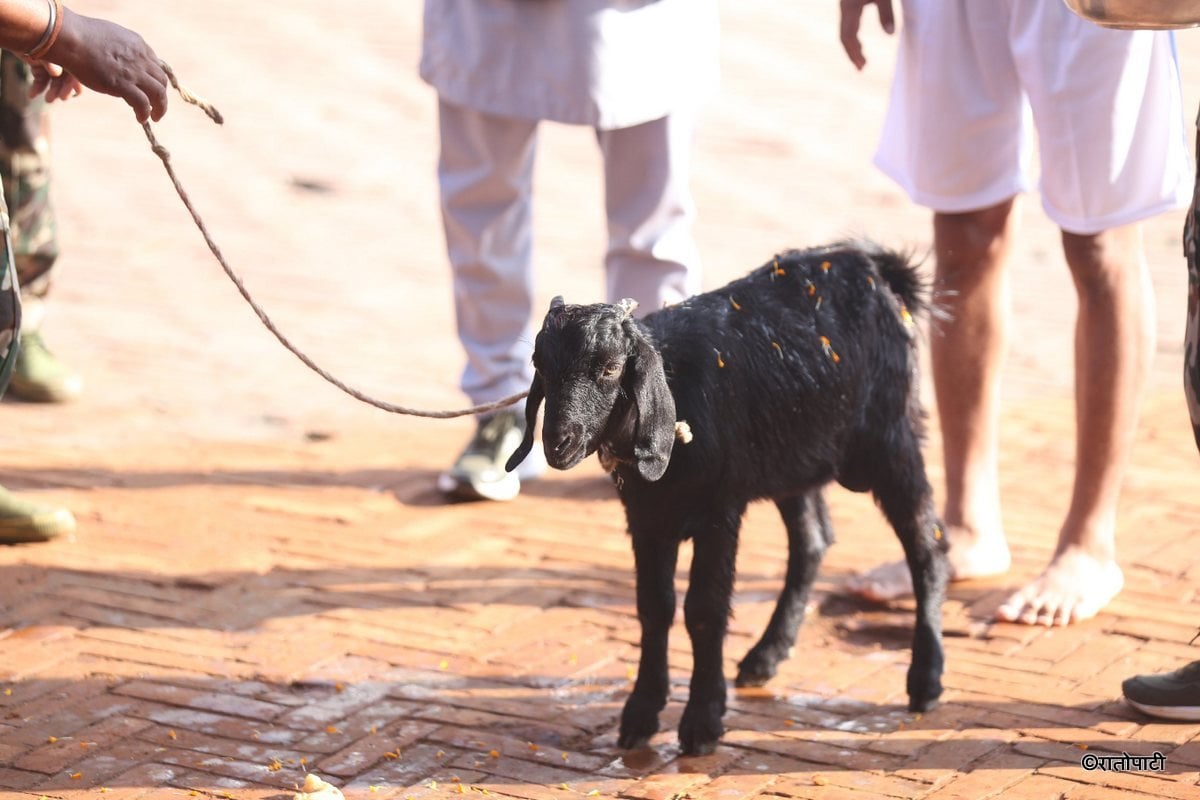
top-left (142, 62), bottom-right (529, 419)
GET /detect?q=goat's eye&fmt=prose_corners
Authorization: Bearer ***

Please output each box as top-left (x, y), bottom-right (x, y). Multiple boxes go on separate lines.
top-left (601, 362), bottom-right (623, 379)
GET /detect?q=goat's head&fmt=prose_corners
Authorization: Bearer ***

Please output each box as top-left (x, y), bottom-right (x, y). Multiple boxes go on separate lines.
top-left (505, 296), bottom-right (677, 481)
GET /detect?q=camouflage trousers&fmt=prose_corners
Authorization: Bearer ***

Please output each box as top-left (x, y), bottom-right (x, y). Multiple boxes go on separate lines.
top-left (1185, 111), bottom-right (1200, 452)
top-left (0, 49), bottom-right (58, 300)
top-left (0, 203), bottom-right (15, 393)
top-left (0, 47), bottom-right (60, 394)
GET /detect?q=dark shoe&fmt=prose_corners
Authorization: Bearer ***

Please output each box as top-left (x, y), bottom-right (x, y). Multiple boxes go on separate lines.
top-left (1122, 659), bottom-right (1200, 721)
top-left (0, 485), bottom-right (76, 544)
top-left (437, 410), bottom-right (545, 501)
top-left (8, 330), bottom-right (84, 403)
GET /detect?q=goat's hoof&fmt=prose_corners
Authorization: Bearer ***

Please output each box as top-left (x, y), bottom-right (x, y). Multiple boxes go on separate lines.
top-left (907, 679), bottom-right (943, 713)
top-left (906, 670), bottom-right (944, 713)
top-left (908, 693), bottom-right (942, 713)
top-left (678, 701), bottom-right (724, 756)
top-left (617, 730), bottom-right (654, 751)
top-left (735, 652), bottom-right (778, 688)
top-left (618, 697), bottom-right (661, 750)
top-left (679, 737), bottom-right (719, 757)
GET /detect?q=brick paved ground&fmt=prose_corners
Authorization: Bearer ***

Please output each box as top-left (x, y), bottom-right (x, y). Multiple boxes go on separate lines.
top-left (2, 3), bottom-right (1200, 799)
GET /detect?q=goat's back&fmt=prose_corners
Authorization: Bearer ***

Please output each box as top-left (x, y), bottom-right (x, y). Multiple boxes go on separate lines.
top-left (639, 239), bottom-right (925, 499)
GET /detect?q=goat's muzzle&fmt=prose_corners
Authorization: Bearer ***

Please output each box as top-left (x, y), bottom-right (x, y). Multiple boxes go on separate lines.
top-left (545, 420), bottom-right (589, 470)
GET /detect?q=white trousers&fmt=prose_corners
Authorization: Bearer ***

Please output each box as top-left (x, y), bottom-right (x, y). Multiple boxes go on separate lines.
top-left (437, 98), bottom-right (701, 405)
top-left (876, 0), bottom-right (1191, 234)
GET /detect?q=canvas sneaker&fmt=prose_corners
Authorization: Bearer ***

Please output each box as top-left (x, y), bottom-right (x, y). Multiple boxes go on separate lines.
top-left (1122, 658), bottom-right (1200, 721)
top-left (437, 410), bottom-right (546, 501)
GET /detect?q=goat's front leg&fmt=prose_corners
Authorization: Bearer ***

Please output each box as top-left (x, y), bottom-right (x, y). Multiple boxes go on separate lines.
top-left (618, 531), bottom-right (680, 750)
top-left (678, 506), bottom-right (741, 755)
top-left (737, 490), bottom-right (833, 687)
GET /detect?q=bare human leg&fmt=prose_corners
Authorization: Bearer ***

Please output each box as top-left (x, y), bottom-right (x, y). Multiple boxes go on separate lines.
top-left (995, 224), bottom-right (1148, 625)
top-left (847, 200), bottom-right (1016, 601)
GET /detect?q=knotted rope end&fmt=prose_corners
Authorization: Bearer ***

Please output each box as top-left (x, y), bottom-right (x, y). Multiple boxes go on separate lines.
top-left (159, 59), bottom-right (224, 126)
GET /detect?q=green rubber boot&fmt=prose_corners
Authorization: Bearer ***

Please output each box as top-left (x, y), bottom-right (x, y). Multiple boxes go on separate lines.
top-left (7, 330), bottom-right (83, 403)
top-left (0, 485), bottom-right (75, 544)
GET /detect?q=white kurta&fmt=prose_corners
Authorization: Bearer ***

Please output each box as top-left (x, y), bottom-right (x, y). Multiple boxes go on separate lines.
top-left (420, 0), bottom-right (720, 131)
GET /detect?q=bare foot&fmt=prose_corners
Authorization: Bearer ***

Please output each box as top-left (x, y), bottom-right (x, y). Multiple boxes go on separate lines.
top-left (994, 546), bottom-right (1123, 626)
top-left (844, 524), bottom-right (1012, 601)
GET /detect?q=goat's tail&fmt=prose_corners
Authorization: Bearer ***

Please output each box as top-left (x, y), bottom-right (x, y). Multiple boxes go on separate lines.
top-left (861, 241), bottom-right (932, 440)
top-left (869, 243), bottom-right (928, 319)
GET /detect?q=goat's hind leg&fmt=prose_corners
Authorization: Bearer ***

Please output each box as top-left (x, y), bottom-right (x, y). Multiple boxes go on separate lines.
top-left (619, 531), bottom-right (681, 750)
top-left (736, 490), bottom-right (833, 687)
top-left (870, 430), bottom-right (949, 712)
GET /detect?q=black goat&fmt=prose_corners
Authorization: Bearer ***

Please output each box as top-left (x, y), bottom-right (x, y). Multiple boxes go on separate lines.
top-left (506, 240), bottom-right (948, 755)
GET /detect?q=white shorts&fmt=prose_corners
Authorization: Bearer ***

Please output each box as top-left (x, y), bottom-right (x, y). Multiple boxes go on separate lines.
top-left (875, 0), bottom-right (1192, 234)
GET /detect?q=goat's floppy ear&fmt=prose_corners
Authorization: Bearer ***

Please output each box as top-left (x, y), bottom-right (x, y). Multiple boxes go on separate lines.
top-left (504, 373), bottom-right (544, 473)
top-left (625, 326), bottom-right (676, 482)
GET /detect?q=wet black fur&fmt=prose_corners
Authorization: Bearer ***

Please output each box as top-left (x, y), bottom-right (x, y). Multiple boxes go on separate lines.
top-left (506, 240), bottom-right (948, 755)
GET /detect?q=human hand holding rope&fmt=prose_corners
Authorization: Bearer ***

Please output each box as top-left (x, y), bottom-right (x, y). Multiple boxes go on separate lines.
top-left (24, 3), bottom-right (169, 122)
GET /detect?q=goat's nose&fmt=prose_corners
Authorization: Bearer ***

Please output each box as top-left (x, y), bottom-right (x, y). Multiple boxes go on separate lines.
top-left (546, 421), bottom-right (586, 464)
top-left (551, 432), bottom-right (578, 456)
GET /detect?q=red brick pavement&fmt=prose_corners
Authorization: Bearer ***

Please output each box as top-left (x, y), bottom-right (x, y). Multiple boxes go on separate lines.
top-left (2, 3), bottom-right (1199, 798)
